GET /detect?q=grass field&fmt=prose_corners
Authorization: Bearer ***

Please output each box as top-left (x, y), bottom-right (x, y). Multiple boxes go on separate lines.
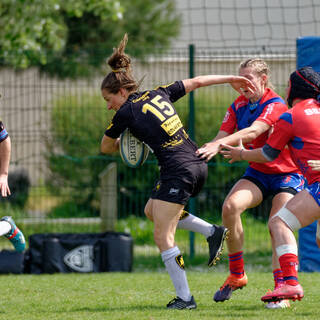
top-left (0, 271), bottom-right (318, 320)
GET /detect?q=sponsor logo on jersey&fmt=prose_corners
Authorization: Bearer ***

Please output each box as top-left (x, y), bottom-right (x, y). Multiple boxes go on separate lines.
top-left (161, 114), bottom-right (183, 136)
top-left (304, 108), bottom-right (320, 115)
top-left (132, 91), bottom-right (150, 103)
top-left (222, 111), bottom-right (230, 123)
top-left (161, 137), bottom-right (183, 148)
top-left (249, 102), bottom-right (259, 111)
top-left (262, 103), bottom-right (274, 119)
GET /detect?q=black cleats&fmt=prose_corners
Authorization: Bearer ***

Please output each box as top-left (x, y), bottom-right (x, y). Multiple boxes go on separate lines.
top-left (166, 296), bottom-right (197, 310)
top-left (207, 225), bottom-right (229, 267)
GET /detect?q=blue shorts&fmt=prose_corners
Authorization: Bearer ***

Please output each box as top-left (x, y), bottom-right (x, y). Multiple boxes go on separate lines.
top-left (242, 167), bottom-right (305, 199)
top-left (305, 182), bottom-right (320, 207)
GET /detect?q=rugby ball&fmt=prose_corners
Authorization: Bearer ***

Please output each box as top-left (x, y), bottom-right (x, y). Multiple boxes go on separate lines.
top-left (119, 129), bottom-right (149, 168)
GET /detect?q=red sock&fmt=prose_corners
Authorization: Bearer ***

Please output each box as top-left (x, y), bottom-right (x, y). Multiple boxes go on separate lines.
top-left (279, 253), bottom-right (299, 286)
top-left (229, 251), bottom-right (244, 278)
top-left (273, 268), bottom-right (284, 288)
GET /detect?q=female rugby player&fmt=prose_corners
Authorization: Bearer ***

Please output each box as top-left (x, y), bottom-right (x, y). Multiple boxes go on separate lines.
top-left (99, 34), bottom-right (254, 309)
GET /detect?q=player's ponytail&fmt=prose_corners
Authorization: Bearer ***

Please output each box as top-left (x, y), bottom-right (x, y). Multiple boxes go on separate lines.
top-left (101, 34), bottom-right (138, 94)
top-left (108, 33), bottom-right (131, 74)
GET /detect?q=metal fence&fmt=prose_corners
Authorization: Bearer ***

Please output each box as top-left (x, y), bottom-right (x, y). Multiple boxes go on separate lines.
top-left (0, 48), bottom-right (296, 255)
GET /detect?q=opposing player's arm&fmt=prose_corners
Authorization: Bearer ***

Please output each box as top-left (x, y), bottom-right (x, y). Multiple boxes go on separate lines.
top-left (220, 144), bottom-right (270, 164)
top-left (196, 130), bottom-right (229, 161)
top-left (218, 120), bottom-right (269, 146)
top-left (100, 135), bottom-right (120, 154)
top-left (182, 75), bottom-right (254, 94)
top-left (197, 120), bottom-right (269, 161)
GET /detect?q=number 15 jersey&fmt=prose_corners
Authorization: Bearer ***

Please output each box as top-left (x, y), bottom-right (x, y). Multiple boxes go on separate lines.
top-left (104, 81), bottom-right (204, 171)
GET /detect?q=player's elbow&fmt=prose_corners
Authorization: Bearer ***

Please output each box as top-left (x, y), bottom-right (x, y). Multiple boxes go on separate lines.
top-left (183, 77), bottom-right (204, 93)
top-left (100, 138), bottom-right (115, 154)
top-left (193, 76), bottom-right (204, 89)
top-left (100, 145), bottom-right (111, 154)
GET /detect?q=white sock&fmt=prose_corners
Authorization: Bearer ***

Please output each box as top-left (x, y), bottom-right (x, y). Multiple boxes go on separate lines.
top-left (177, 212), bottom-right (214, 238)
top-left (161, 246), bottom-right (191, 301)
top-left (0, 221), bottom-right (11, 236)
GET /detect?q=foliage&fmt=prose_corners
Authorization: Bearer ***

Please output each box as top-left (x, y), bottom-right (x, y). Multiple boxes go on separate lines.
top-left (45, 92), bottom-right (112, 212)
top-left (116, 215), bottom-right (154, 245)
top-left (48, 201), bottom-right (96, 218)
top-left (0, 0), bottom-right (181, 77)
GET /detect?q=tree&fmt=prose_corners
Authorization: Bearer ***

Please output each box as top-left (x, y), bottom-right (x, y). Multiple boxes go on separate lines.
top-left (0, 0), bottom-right (181, 77)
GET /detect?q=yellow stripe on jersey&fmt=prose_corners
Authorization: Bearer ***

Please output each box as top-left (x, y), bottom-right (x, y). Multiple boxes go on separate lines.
top-left (106, 122), bottom-right (114, 130)
top-left (153, 82), bottom-right (174, 90)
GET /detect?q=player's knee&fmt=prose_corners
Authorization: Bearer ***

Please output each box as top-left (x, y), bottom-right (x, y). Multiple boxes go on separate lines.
top-left (222, 199), bottom-right (240, 219)
top-left (153, 230), bottom-right (174, 251)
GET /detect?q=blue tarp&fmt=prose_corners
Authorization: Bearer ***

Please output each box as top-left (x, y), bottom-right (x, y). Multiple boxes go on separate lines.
top-left (296, 37), bottom-right (320, 72)
top-left (298, 221), bottom-right (320, 272)
top-left (297, 36), bottom-right (320, 272)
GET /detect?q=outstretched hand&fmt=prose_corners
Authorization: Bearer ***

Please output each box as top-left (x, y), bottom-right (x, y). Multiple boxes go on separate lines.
top-left (307, 160), bottom-right (320, 171)
top-left (219, 139), bottom-right (244, 164)
top-left (230, 76), bottom-right (255, 95)
top-left (196, 141), bottom-right (222, 162)
top-left (0, 174), bottom-right (10, 197)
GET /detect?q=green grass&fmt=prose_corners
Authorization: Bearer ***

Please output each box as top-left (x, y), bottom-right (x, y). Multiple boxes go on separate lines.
top-left (0, 271), bottom-right (318, 320)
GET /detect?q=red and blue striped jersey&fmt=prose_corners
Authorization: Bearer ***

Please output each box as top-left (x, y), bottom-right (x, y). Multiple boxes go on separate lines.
top-left (266, 98), bottom-right (320, 184)
top-left (220, 88), bottom-right (299, 174)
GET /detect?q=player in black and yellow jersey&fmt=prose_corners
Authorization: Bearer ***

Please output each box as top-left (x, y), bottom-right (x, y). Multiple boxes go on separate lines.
top-left (100, 34), bottom-right (254, 310)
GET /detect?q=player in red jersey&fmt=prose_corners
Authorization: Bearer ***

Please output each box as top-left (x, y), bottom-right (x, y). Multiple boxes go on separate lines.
top-left (99, 34), bottom-right (254, 309)
top-left (220, 66), bottom-right (320, 303)
top-left (197, 59), bottom-right (304, 308)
